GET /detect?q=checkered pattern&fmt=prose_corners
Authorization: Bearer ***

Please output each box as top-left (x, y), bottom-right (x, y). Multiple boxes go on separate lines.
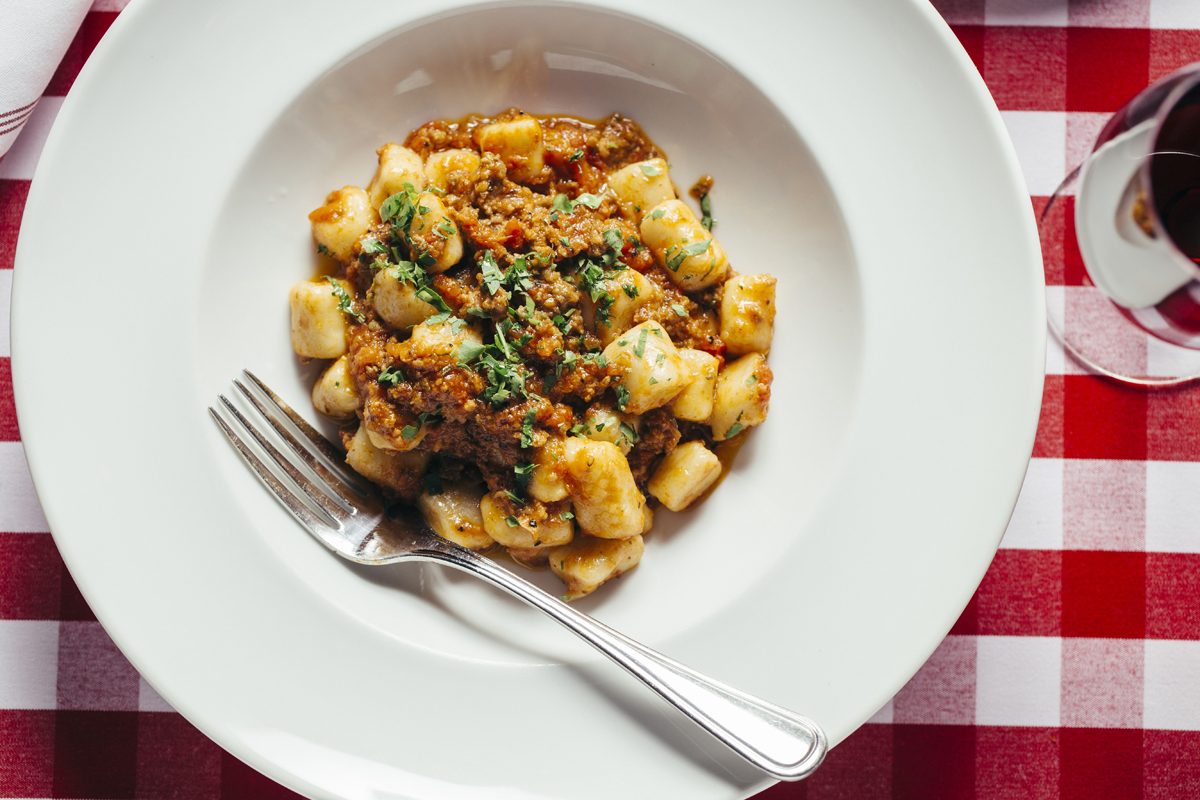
top-left (3, 1), bottom-right (1200, 797)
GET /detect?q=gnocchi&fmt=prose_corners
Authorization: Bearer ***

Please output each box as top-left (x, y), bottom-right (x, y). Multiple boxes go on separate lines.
top-left (639, 199), bottom-right (728, 290)
top-left (289, 110), bottom-right (777, 598)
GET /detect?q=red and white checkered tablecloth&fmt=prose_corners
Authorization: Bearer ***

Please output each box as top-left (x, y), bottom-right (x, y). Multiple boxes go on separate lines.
top-left (4, 0), bottom-right (1200, 797)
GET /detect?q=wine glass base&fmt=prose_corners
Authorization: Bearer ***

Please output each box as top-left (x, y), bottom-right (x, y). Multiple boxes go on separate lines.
top-left (1041, 168), bottom-right (1200, 387)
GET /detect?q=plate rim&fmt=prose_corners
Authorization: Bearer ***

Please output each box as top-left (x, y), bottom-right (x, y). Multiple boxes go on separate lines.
top-left (11, 0), bottom-right (1045, 797)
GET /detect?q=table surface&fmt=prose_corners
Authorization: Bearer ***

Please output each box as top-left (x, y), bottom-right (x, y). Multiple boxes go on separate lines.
top-left (4, 0), bottom-right (1200, 797)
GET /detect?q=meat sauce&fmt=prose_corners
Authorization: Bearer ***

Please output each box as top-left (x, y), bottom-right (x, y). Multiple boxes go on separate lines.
top-left (343, 111), bottom-right (725, 499)
top-left (298, 108), bottom-right (776, 597)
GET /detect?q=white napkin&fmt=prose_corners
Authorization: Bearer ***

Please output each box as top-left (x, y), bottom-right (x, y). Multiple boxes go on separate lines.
top-left (0, 0), bottom-right (93, 158)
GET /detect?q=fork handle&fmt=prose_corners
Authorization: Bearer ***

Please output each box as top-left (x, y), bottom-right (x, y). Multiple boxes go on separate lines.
top-left (423, 546), bottom-right (827, 781)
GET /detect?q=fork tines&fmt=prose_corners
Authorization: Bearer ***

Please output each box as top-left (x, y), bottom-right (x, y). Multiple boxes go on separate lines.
top-left (209, 370), bottom-right (369, 531)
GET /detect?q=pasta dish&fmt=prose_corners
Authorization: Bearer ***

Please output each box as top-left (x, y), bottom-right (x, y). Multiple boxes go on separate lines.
top-left (288, 110), bottom-right (776, 598)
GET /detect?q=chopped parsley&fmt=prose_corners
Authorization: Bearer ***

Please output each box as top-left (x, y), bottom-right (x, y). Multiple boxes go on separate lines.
top-left (665, 238), bottom-right (712, 272)
top-left (746, 374), bottom-right (759, 386)
top-left (316, 243), bottom-right (331, 256)
top-left (480, 252), bottom-right (505, 295)
top-left (414, 286), bottom-right (463, 330)
top-left (622, 283), bottom-right (639, 299)
top-left (514, 461), bottom-right (537, 495)
top-left (575, 193), bottom-right (603, 209)
top-left (380, 183), bottom-right (420, 232)
top-left (360, 237), bottom-right (387, 255)
top-left (552, 193), bottom-right (574, 214)
top-left (568, 149), bottom-right (585, 163)
top-left (504, 255), bottom-right (534, 293)
top-left (571, 251), bottom-right (624, 326)
top-left (633, 326), bottom-right (649, 359)
top-left (388, 259), bottom-right (427, 287)
top-left (324, 277), bottom-right (364, 323)
top-left (401, 410), bottom-right (441, 441)
top-left (456, 339), bottom-right (487, 364)
top-left (378, 365), bottom-right (405, 387)
top-left (699, 192), bottom-right (714, 231)
top-left (520, 407), bottom-right (537, 448)
top-left (726, 412), bottom-right (745, 438)
top-left (670, 303), bottom-right (687, 317)
top-left (650, 208), bottom-right (666, 220)
top-left (618, 421), bottom-right (639, 446)
top-left (505, 516), bottom-right (520, 528)
top-left (639, 163), bottom-right (663, 177)
top-left (615, 383), bottom-right (631, 411)
top-left (455, 329), bottom-right (532, 409)
top-left (552, 192), bottom-right (604, 214)
top-left (602, 228), bottom-right (624, 252)
top-left (558, 510), bottom-right (574, 521)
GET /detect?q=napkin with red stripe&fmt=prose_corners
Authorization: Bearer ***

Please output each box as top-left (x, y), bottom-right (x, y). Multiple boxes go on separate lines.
top-left (0, 0), bottom-right (92, 157)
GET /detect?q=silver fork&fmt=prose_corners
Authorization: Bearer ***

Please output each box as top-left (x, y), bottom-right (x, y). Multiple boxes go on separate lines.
top-left (210, 369), bottom-right (827, 782)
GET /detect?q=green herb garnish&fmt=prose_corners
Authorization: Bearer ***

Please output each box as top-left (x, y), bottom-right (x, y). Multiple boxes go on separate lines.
top-left (618, 421), bottom-right (639, 445)
top-left (514, 461), bottom-right (536, 495)
top-left (615, 383), bottom-right (631, 411)
top-left (480, 252), bottom-right (504, 295)
top-left (324, 277), bottom-right (364, 323)
top-left (520, 407), bottom-right (537, 448)
top-left (378, 365), bottom-right (404, 387)
top-left (699, 192), bottom-right (714, 231)
top-left (633, 327), bottom-right (649, 359)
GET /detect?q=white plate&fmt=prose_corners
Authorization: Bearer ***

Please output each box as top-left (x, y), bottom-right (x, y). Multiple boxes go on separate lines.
top-left (11, 1), bottom-right (1044, 798)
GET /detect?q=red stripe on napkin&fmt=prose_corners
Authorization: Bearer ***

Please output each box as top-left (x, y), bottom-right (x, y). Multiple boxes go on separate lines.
top-left (1062, 551), bottom-right (1146, 639)
top-left (1066, 28), bottom-right (1150, 113)
top-left (59, 566), bottom-right (97, 622)
top-left (0, 710), bottom-right (56, 796)
top-left (1151, 30), bottom-right (1200, 84)
top-left (1064, 375), bottom-right (1147, 461)
top-left (52, 710), bottom-right (138, 798)
top-left (136, 714), bottom-right (224, 799)
top-left (1145, 730), bottom-right (1200, 797)
top-left (892, 724), bottom-right (976, 800)
top-left (0, 533), bottom-right (62, 620)
top-left (977, 550), bottom-right (1062, 637)
top-left (950, 25), bottom-right (984, 75)
top-left (1147, 385), bottom-right (1200, 462)
top-left (1146, 554), bottom-right (1200, 640)
top-left (1034, 375), bottom-right (1064, 459)
top-left (984, 26), bottom-right (1068, 112)
top-left (220, 751), bottom-right (307, 799)
top-left (976, 727), bottom-right (1060, 800)
top-left (44, 12), bottom-right (120, 97)
top-left (1060, 727), bottom-right (1144, 800)
top-left (0, 360), bottom-right (18, 441)
top-left (0, 180), bottom-right (30, 270)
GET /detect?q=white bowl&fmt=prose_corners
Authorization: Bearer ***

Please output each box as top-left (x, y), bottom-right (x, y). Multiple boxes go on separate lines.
top-left (12, 1), bottom-right (1044, 798)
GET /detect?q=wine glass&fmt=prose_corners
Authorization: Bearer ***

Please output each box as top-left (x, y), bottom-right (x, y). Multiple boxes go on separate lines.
top-left (1041, 62), bottom-right (1200, 386)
